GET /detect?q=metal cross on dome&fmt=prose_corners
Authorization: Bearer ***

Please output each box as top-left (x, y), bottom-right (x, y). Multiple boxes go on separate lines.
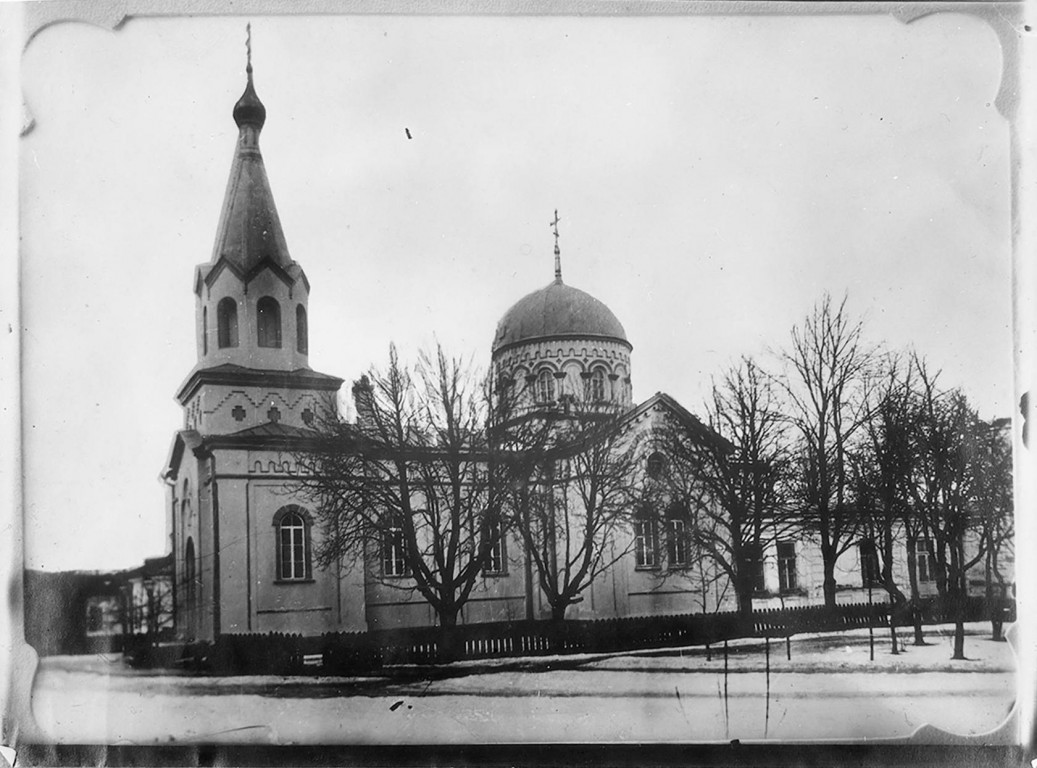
top-left (550, 209), bottom-right (562, 283)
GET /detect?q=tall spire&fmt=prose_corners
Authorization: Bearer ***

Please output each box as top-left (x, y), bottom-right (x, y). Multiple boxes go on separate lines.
top-left (210, 25), bottom-right (290, 271)
top-left (550, 209), bottom-right (562, 284)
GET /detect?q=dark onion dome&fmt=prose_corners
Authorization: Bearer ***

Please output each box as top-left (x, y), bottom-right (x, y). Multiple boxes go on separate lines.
top-left (492, 280), bottom-right (630, 355)
top-left (233, 68), bottom-right (266, 129)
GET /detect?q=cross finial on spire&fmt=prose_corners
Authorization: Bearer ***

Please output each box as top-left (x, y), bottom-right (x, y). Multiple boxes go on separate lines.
top-left (550, 209), bottom-right (562, 284)
top-left (246, 22), bottom-right (253, 77)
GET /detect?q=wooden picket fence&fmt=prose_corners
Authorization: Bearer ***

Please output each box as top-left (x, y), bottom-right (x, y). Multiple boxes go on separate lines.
top-left (146, 595), bottom-right (1012, 675)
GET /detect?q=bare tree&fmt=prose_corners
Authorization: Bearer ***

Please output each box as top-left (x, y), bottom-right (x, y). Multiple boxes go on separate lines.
top-left (972, 417), bottom-right (1014, 641)
top-left (661, 357), bottom-right (795, 618)
top-left (501, 401), bottom-right (643, 623)
top-left (293, 344), bottom-right (505, 640)
top-left (906, 358), bottom-right (988, 660)
top-left (851, 355), bottom-right (925, 647)
top-left (781, 294), bottom-right (877, 608)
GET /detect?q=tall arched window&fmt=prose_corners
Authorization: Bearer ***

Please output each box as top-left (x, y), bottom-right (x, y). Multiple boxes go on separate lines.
top-left (202, 306), bottom-right (209, 354)
top-left (274, 506), bottom-right (312, 581)
top-left (296, 304), bottom-right (308, 354)
top-left (184, 537), bottom-right (197, 607)
top-left (217, 297), bottom-right (238, 348)
top-left (257, 297), bottom-right (282, 348)
top-left (536, 369), bottom-right (555, 404)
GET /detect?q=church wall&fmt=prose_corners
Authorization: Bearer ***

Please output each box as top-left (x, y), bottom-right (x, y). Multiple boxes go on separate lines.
top-left (363, 530), bottom-right (528, 630)
top-left (208, 447), bottom-right (366, 635)
top-left (185, 383), bottom-right (332, 435)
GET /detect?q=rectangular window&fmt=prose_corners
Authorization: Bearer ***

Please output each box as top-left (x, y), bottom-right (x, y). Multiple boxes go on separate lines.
top-left (777, 541), bottom-right (797, 593)
top-left (860, 541), bottom-right (881, 587)
top-left (667, 518), bottom-right (688, 567)
top-left (909, 539), bottom-right (935, 583)
top-left (382, 526), bottom-right (408, 577)
top-left (483, 518), bottom-right (506, 575)
top-left (634, 518), bottom-right (659, 569)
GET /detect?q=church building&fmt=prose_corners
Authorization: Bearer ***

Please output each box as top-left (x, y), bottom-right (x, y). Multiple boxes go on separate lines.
top-left (162, 55), bottom-right (986, 644)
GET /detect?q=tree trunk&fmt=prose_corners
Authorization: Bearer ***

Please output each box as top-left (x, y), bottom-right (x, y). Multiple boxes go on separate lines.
top-left (551, 603), bottom-right (568, 623)
top-left (437, 607), bottom-right (461, 662)
top-left (952, 616), bottom-right (966, 660)
top-left (822, 558), bottom-right (838, 609)
top-left (905, 547), bottom-right (926, 646)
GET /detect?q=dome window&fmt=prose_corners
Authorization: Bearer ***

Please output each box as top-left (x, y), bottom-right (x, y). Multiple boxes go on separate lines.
top-left (257, 296), bottom-right (282, 348)
top-left (536, 369), bottom-right (556, 404)
top-left (217, 297), bottom-right (239, 348)
top-left (588, 368), bottom-right (607, 402)
top-left (296, 304), bottom-right (308, 354)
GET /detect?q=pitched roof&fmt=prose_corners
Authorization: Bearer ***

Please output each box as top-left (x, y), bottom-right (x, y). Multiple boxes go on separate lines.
top-left (624, 391), bottom-right (731, 450)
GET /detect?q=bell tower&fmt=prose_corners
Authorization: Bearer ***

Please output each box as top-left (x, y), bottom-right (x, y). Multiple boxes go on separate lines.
top-left (176, 42), bottom-right (342, 435)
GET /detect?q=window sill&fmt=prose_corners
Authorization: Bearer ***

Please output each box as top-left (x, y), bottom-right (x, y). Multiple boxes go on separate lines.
top-left (635, 565), bottom-right (661, 572)
top-left (482, 571), bottom-right (508, 578)
top-left (273, 578), bottom-right (315, 585)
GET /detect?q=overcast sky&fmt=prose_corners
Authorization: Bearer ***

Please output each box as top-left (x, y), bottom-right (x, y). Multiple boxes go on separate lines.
top-left (20, 12), bottom-right (1012, 571)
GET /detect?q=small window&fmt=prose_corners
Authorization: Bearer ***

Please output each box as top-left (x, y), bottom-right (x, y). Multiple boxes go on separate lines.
top-left (483, 516), bottom-right (506, 575)
top-left (383, 517), bottom-right (408, 577)
top-left (257, 296), bottom-right (282, 348)
top-left (202, 306), bottom-right (209, 354)
top-left (860, 540), bottom-right (882, 587)
top-left (536, 369), bottom-right (556, 404)
top-left (634, 512), bottom-right (659, 569)
top-left (646, 452), bottom-right (666, 479)
top-left (86, 604), bottom-right (103, 634)
top-left (217, 297), bottom-right (238, 348)
top-left (296, 304), bottom-right (308, 354)
top-left (777, 541), bottom-right (797, 593)
top-left (909, 538), bottom-right (936, 584)
top-left (274, 507), bottom-right (312, 581)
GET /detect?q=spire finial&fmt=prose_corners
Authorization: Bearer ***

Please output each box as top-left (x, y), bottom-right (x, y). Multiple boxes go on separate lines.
top-left (550, 209), bottom-right (562, 284)
top-left (246, 22), bottom-right (253, 77)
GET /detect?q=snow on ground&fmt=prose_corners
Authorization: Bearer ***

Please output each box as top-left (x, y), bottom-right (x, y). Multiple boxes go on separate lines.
top-left (25, 622), bottom-right (1017, 745)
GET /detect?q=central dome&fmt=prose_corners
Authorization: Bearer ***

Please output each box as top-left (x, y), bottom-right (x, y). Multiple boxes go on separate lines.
top-left (492, 280), bottom-right (629, 355)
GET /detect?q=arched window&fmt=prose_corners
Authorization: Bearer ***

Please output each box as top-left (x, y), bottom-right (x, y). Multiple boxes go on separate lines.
top-left (273, 506), bottom-right (312, 581)
top-left (296, 304), bottom-right (308, 354)
top-left (217, 297), bottom-right (238, 348)
top-left (257, 297), bottom-right (282, 348)
top-left (184, 537), bottom-right (197, 607)
top-left (588, 368), bottom-right (607, 402)
top-left (646, 452), bottom-right (667, 479)
top-left (536, 369), bottom-right (555, 404)
top-left (202, 306), bottom-right (208, 354)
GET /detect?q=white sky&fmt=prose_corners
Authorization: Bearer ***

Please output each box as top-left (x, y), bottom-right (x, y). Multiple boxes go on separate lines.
top-left (19, 12), bottom-right (1012, 571)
